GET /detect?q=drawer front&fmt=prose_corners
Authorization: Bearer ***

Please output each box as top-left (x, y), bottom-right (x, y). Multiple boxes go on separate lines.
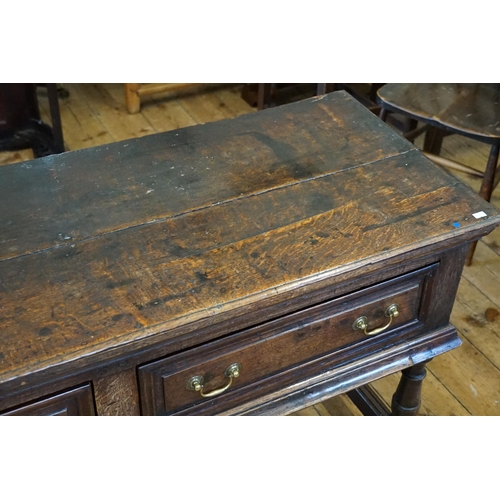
top-left (1, 384), bottom-right (96, 416)
top-left (139, 264), bottom-right (437, 415)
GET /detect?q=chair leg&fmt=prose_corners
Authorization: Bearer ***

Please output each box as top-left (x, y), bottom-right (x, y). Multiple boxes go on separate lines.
top-left (316, 84), bottom-right (326, 95)
top-left (257, 83), bottom-right (272, 111)
top-left (465, 143), bottom-right (499, 266)
top-left (479, 144), bottom-right (500, 202)
top-left (379, 107), bottom-right (388, 122)
top-left (316, 84), bottom-right (339, 95)
top-left (423, 126), bottom-right (446, 155)
top-left (494, 167), bottom-right (500, 192)
top-left (404, 118), bottom-right (419, 134)
top-left (466, 242), bottom-right (478, 266)
top-left (46, 83), bottom-right (64, 153)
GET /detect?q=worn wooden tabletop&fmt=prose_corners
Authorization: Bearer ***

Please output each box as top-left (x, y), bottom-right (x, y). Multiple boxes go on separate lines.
top-left (1, 91), bottom-right (499, 390)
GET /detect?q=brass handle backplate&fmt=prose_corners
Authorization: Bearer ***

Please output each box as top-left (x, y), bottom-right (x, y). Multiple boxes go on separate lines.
top-left (352, 303), bottom-right (400, 336)
top-left (186, 363), bottom-right (242, 398)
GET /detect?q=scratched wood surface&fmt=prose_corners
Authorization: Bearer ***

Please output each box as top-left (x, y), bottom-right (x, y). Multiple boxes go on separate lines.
top-left (1, 84), bottom-right (500, 415)
top-left (1, 91), bottom-right (416, 259)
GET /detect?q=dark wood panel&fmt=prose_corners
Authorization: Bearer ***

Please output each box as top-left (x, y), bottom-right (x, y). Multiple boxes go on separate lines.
top-left (1, 384), bottom-right (95, 416)
top-left (93, 368), bottom-right (140, 416)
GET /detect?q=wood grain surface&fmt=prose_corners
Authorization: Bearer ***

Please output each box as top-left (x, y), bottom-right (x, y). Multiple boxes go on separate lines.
top-left (0, 91), bottom-right (412, 260)
top-left (1, 90), bottom-right (500, 408)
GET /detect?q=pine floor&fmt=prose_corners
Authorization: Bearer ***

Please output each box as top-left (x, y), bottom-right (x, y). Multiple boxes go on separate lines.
top-left (2, 83), bottom-right (499, 416)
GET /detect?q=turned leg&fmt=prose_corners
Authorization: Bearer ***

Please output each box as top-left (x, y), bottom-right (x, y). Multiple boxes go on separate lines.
top-left (391, 361), bottom-right (431, 416)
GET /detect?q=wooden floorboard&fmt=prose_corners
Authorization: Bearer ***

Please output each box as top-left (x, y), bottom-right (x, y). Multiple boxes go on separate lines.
top-left (1, 83), bottom-right (499, 416)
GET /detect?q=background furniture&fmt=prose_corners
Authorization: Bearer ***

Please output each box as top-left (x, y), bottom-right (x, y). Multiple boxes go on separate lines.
top-left (1, 92), bottom-right (498, 416)
top-left (255, 83), bottom-right (333, 110)
top-left (377, 83), bottom-right (500, 265)
top-left (124, 83), bottom-right (201, 114)
top-left (0, 83), bottom-right (64, 157)
top-left (249, 83), bottom-right (384, 111)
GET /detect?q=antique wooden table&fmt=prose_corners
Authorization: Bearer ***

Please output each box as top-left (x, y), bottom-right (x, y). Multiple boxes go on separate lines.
top-left (1, 91), bottom-right (499, 416)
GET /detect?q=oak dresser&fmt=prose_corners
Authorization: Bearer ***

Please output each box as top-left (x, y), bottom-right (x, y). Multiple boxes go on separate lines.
top-left (1, 91), bottom-right (499, 416)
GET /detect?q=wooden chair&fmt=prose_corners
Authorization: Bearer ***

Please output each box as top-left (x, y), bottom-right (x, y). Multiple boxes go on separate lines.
top-left (377, 83), bottom-right (500, 265)
top-left (0, 83), bottom-right (64, 157)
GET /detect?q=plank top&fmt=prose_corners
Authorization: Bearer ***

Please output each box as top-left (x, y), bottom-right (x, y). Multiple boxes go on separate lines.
top-left (0, 90), bottom-right (414, 260)
top-left (1, 91), bottom-right (499, 389)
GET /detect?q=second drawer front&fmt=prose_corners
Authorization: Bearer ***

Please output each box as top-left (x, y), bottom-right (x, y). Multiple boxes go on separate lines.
top-left (139, 264), bottom-right (436, 415)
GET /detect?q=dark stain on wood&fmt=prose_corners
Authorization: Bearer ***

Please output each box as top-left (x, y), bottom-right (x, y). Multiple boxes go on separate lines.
top-left (465, 308), bottom-right (499, 327)
top-left (464, 315), bottom-right (486, 328)
top-left (485, 307), bottom-right (499, 322)
top-left (38, 326), bottom-right (53, 337)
